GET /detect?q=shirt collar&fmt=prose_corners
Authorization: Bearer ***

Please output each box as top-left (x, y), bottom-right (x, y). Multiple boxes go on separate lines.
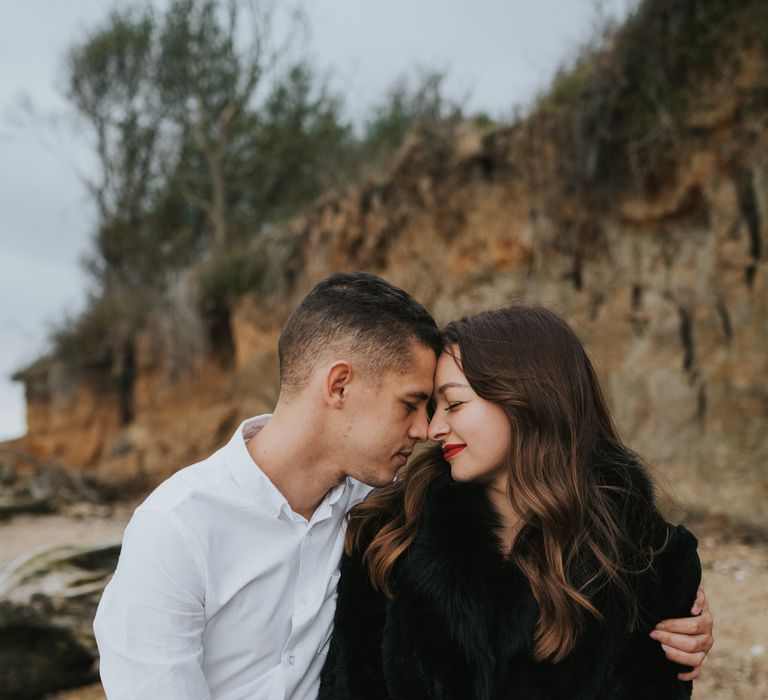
top-left (224, 414), bottom-right (349, 522)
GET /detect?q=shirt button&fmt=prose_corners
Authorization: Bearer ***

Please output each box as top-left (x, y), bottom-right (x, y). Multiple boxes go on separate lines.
top-left (288, 655), bottom-right (296, 665)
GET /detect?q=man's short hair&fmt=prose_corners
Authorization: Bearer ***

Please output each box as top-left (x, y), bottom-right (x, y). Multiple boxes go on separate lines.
top-left (278, 272), bottom-right (442, 395)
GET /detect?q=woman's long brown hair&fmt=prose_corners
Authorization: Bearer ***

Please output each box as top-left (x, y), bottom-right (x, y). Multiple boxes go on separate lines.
top-left (346, 306), bottom-right (667, 663)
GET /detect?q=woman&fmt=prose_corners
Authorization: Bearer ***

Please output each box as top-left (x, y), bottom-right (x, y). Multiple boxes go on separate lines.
top-left (319, 306), bottom-right (704, 699)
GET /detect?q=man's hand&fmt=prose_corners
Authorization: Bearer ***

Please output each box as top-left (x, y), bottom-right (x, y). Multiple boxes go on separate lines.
top-left (649, 587), bottom-right (714, 680)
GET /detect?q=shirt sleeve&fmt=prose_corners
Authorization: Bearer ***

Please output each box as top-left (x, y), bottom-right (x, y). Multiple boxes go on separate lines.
top-left (93, 508), bottom-right (211, 700)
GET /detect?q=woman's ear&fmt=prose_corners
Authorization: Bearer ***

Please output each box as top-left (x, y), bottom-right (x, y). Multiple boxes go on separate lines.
top-left (324, 361), bottom-right (353, 408)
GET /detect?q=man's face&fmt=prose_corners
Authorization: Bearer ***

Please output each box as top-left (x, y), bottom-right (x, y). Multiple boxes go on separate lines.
top-left (340, 343), bottom-right (436, 487)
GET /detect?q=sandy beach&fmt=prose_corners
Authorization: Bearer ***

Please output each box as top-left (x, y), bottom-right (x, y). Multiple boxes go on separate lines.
top-left (0, 508), bottom-right (764, 700)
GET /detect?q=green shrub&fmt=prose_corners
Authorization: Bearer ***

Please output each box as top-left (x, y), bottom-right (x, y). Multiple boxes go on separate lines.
top-left (196, 238), bottom-right (284, 316)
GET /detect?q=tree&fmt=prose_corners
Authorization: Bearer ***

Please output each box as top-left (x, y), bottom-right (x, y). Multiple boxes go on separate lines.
top-left (56, 0), bottom-right (354, 391)
top-left (156, 0), bottom-right (350, 245)
top-left (352, 71), bottom-right (464, 176)
top-left (68, 8), bottom-right (166, 288)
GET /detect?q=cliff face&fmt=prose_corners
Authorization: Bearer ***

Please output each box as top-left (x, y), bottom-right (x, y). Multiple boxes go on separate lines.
top-left (12, 45), bottom-right (768, 524)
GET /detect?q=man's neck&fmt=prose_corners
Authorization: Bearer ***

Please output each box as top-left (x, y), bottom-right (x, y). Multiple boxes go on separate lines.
top-left (245, 408), bottom-right (344, 520)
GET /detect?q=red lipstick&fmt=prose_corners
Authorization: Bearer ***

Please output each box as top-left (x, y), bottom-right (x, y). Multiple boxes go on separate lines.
top-left (442, 444), bottom-right (466, 460)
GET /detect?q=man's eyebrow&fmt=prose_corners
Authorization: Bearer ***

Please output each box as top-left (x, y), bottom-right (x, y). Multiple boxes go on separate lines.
top-left (403, 390), bottom-right (431, 401)
top-left (436, 382), bottom-right (469, 395)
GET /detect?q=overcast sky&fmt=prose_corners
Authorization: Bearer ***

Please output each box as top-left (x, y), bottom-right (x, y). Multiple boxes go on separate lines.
top-left (0, 0), bottom-right (634, 441)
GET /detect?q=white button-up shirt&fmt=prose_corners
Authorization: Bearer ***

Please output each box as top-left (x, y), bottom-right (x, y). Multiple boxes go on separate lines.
top-left (94, 415), bottom-right (372, 700)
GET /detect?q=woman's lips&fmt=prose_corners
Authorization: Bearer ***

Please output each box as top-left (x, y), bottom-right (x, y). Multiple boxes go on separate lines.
top-left (442, 444), bottom-right (466, 460)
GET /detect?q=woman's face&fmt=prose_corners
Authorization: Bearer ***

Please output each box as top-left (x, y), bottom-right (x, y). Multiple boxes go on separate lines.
top-left (427, 347), bottom-right (512, 486)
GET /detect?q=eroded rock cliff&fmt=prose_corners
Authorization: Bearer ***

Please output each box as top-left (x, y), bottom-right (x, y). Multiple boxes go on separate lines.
top-left (10, 35), bottom-right (768, 525)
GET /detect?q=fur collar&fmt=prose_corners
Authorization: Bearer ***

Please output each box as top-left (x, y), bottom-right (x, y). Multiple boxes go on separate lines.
top-left (395, 466), bottom-right (694, 680)
top-left (397, 472), bottom-right (539, 696)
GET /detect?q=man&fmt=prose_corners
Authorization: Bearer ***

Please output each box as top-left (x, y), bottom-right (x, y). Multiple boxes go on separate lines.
top-left (94, 272), bottom-right (712, 699)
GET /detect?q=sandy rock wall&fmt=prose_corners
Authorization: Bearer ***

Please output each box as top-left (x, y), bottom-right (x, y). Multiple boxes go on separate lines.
top-left (9, 48), bottom-right (767, 524)
top-left (276, 53), bottom-right (768, 524)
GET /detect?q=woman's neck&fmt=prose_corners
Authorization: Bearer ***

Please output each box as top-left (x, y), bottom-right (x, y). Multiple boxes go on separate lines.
top-left (487, 479), bottom-right (521, 554)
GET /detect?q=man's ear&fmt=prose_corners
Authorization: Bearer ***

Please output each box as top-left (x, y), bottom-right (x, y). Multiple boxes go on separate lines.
top-left (324, 361), bottom-right (353, 408)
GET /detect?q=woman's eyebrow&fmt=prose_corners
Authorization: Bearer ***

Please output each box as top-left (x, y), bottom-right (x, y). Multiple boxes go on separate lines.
top-left (435, 382), bottom-right (469, 395)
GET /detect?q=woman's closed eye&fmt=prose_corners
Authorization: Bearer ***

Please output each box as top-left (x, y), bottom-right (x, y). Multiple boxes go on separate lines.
top-left (445, 401), bottom-right (463, 411)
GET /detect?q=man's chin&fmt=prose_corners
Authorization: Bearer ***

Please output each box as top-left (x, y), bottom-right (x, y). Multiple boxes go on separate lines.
top-left (357, 467), bottom-right (398, 488)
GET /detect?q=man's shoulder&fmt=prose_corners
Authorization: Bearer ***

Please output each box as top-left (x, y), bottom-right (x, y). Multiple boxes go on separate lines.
top-left (137, 448), bottom-right (231, 516)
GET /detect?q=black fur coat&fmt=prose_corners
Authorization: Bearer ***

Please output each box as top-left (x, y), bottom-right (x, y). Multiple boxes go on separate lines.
top-left (319, 469), bottom-right (701, 700)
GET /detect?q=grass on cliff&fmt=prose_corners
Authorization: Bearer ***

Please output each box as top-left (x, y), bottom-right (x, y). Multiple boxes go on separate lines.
top-left (537, 0), bottom-right (768, 195)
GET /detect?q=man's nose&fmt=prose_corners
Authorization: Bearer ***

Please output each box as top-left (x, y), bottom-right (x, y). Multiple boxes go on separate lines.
top-left (427, 412), bottom-right (447, 442)
top-left (408, 408), bottom-right (430, 441)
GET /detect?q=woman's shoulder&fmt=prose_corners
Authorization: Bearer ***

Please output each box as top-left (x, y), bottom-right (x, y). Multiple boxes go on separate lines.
top-left (593, 451), bottom-right (672, 548)
top-left (588, 451), bottom-right (701, 623)
top-left (595, 459), bottom-right (699, 558)
top-left (593, 519), bottom-right (701, 633)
